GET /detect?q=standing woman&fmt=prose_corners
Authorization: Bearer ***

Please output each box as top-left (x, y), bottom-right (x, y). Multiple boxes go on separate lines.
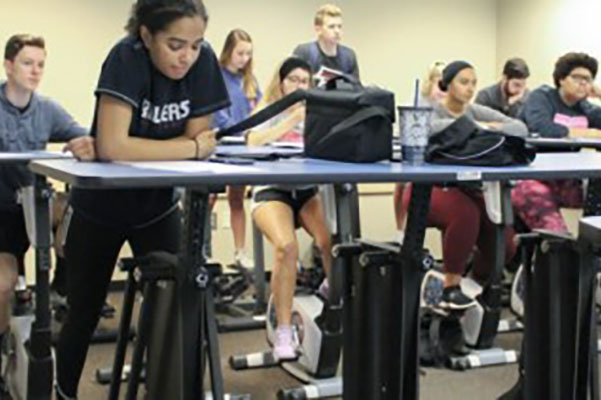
top-left (247, 57), bottom-right (332, 360)
top-left (213, 29), bottom-right (262, 268)
top-left (55, 1), bottom-right (230, 398)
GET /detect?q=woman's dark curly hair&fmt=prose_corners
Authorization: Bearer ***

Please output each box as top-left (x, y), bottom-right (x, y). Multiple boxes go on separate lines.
top-left (553, 52), bottom-right (598, 88)
top-left (125, 0), bottom-right (208, 37)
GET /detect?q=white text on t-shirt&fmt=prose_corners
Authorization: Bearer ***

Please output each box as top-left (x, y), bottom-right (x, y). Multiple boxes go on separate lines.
top-left (141, 99), bottom-right (191, 124)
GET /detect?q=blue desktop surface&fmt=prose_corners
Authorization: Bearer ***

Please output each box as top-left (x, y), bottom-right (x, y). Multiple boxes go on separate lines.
top-left (0, 150), bottom-right (72, 163)
top-left (29, 151), bottom-right (601, 189)
top-left (215, 144), bottom-right (302, 158)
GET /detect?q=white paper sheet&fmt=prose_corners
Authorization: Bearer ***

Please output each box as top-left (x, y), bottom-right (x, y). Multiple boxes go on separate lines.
top-left (119, 161), bottom-right (260, 174)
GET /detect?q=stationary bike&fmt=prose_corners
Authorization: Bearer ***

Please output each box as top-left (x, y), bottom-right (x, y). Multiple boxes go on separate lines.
top-left (230, 265), bottom-right (343, 400)
top-left (2, 184), bottom-right (54, 400)
top-left (418, 181), bottom-right (521, 370)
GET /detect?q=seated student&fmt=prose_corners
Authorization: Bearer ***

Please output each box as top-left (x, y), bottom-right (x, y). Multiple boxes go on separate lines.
top-left (293, 3), bottom-right (360, 86)
top-left (0, 33), bottom-right (94, 391)
top-left (54, 1), bottom-right (230, 398)
top-left (394, 62), bottom-right (446, 242)
top-left (475, 57), bottom-right (530, 118)
top-left (401, 61), bottom-right (527, 309)
top-left (212, 29), bottom-right (262, 268)
top-left (247, 57), bottom-right (331, 360)
top-left (512, 52), bottom-right (601, 232)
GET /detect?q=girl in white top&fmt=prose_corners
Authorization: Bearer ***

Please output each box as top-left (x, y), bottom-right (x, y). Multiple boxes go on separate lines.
top-left (247, 57), bottom-right (331, 360)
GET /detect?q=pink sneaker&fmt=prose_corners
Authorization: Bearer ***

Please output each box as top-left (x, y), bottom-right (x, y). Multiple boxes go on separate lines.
top-left (273, 326), bottom-right (297, 361)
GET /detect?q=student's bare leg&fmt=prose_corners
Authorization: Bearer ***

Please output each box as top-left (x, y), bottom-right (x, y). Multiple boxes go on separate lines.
top-left (0, 253), bottom-right (19, 333)
top-left (298, 195), bottom-right (332, 276)
top-left (253, 202), bottom-right (297, 326)
top-left (228, 185), bottom-right (248, 253)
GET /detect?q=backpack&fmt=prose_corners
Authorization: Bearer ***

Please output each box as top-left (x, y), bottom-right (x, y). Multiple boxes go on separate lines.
top-left (426, 116), bottom-right (536, 166)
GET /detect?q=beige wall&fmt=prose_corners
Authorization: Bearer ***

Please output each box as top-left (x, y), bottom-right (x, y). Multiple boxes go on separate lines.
top-left (1, 0), bottom-right (498, 125)
top-left (2, 0), bottom-right (499, 277)
top-left (3, 0), bottom-right (592, 283)
top-left (497, 0), bottom-right (601, 89)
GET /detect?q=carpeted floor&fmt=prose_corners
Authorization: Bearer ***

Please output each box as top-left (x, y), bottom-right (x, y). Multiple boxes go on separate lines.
top-left (67, 292), bottom-right (529, 400)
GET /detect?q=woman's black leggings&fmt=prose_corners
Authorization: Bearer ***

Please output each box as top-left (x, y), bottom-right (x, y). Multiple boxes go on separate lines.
top-left (55, 208), bottom-right (181, 397)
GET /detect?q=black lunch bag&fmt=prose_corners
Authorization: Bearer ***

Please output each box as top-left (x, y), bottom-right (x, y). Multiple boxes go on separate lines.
top-left (218, 81), bottom-right (395, 163)
top-left (426, 115), bottom-right (536, 166)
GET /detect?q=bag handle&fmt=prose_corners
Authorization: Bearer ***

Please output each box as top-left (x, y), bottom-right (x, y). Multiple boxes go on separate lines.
top-left (309, 105), bottom-right (391, 153)
top-left (437, 136), bottom-right (506, 161)
top-left (314, 105), bottom-right (389, 144)
top-left (329, 105), bottom-right (390, 136)
top-left (216, 89), bottom-right (307, 139)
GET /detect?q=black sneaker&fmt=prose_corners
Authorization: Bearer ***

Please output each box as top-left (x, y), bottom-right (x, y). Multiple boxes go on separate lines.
top-left (0, 376), bottom-right (9, 400)
top-left (438, 285), bottom-right (477, 310)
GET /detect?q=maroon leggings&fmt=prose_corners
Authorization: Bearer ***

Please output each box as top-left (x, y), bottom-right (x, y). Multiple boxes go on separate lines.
top-left (402, 185), bottom-right (516, 279)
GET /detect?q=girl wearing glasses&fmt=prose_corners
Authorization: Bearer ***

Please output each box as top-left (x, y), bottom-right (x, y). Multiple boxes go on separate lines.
top-left (247, 57), bottom-right (331, 361)
top-left (514, 52), bottom-right (601, 232)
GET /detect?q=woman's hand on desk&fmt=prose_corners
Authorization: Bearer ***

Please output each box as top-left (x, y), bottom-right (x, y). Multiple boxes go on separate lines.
top-left (64, 136), bottom-right (96, 161)
top-left (570, 128), bottom-right (601, 138)
top-left (194, 129), bottom-right (217, 160)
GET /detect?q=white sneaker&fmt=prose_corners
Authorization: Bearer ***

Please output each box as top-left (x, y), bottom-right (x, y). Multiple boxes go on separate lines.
top-left (234, 250), bottom-right (254, 269)
top-left (273, 326), bottom-right (298, 361)
top-left (397, 230), bottom-right (405, 244)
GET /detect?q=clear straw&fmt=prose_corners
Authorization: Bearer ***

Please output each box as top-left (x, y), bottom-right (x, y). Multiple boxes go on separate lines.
top-left (414, 78), bottom-right (420, 107)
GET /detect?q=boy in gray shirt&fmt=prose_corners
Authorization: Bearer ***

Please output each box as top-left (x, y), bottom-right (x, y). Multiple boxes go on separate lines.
top-left (0, 35), bottom-right (94, 380)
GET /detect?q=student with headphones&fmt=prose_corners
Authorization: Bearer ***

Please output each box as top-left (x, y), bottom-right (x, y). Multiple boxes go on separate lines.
top-left (401, 61), bottom-right (526, 310)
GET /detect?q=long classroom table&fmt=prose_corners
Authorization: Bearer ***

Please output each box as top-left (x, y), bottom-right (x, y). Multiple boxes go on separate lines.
top-left (28, 151), bottom-right (601, 400)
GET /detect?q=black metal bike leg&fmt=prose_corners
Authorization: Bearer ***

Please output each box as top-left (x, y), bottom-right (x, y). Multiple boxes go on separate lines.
top-left (525, 237), bottom-right (583, 400)
top-left (583, 178), bottom-right (601, 217)
top-left (252, 223), bottom-right (267, 313)
top-left (583, 178), bottom-right (601, 400)
top-left (29, 175), bottom-right (54, 399)
top-left (574, 243), bottom-right (600, 400)
top-left (476, 182), bottom-right (512, 349)
top-left (333, 184), bottom-right (361, 400)
top-left (589, 285), bottom-right (600, 400)
top-left (206, 287), bottom-right (224, 400)
top-left (126, 283), bottom-right (157, 400)
top-left (179, 188), bottom-right (211, 400)
top-left (108, 270), bottom-right (138, 400)
top-left (390, 183), bottom-right (432, 400)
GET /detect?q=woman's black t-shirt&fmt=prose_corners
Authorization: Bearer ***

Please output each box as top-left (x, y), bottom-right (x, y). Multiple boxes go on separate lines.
top-left (71, 36), bottom-right (230, 228)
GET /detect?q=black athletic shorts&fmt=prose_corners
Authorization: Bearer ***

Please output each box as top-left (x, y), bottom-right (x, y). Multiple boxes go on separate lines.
top-left (0, 208), bottom-right (30, 258)
top-left (252, 186), bottom-right (319, 228)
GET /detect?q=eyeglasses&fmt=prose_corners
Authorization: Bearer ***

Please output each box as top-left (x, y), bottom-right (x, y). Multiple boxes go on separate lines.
top-left (569, 73), bottom-right (593, 85)
top-left (285, 75), bottom-right (310, 85)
